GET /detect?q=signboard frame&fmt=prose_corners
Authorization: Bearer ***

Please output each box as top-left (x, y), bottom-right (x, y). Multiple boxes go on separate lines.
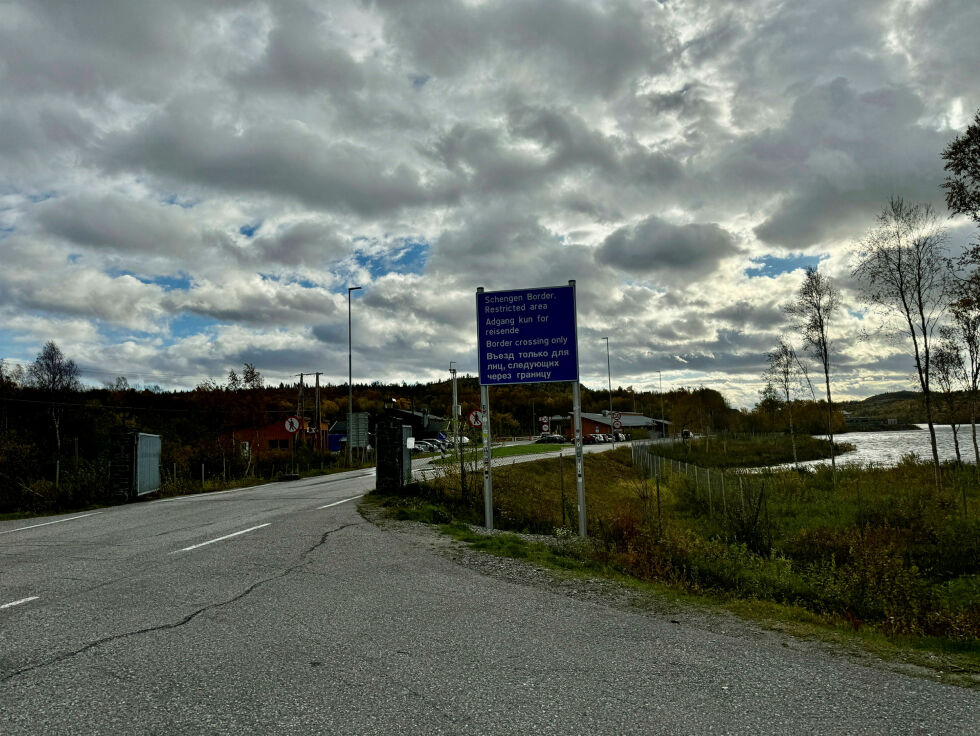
top-left (476, 285), bottom-right (579, 386)
top-left (475, 281), bottom-right (587, 538)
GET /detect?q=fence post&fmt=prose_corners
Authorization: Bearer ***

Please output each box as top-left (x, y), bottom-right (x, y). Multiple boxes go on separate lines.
top-left (707, 467), bottom-right (713, 518)
top-left (201, 463), bottom-right (205, 488)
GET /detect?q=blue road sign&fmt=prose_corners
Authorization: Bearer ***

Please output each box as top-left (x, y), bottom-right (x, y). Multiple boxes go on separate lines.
top-left (476, 285), bottom-right (579, 385)
top-left (437, 431), bottom-right (446, 441)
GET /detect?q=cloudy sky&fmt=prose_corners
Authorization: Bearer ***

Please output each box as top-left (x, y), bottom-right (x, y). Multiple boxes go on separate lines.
top-left (1, 0), bottom-right (978, 406)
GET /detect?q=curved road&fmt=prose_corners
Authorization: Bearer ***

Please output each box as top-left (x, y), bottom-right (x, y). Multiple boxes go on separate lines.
top-left (1, 466), bottom-right (977, 734)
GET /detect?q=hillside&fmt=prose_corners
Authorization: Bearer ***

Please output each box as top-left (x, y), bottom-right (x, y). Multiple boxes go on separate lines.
top-left (838, 391), bottom-right (924, 423)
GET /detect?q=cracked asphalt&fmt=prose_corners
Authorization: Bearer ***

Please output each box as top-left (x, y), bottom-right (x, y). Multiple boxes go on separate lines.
top-left (1, 465), bottom-right (978, 734)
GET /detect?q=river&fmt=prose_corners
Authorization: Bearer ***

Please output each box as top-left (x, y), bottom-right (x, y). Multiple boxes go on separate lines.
top-left (802, 424), bottom-right (978, 468)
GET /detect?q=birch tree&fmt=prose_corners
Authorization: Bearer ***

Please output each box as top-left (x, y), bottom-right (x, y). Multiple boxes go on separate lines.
top-left (785, 267), bottom-right (840, 477)
top-left (852, 197), bottom-right (951, 487)
top-left (932, 326), bottom-right (965, 463)
top-left (765, 338), bottom-right (805, 466)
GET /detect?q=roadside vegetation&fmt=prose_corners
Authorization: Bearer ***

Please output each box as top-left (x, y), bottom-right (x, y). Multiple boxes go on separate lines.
top-left (372, 442), bottom-right (980, 682)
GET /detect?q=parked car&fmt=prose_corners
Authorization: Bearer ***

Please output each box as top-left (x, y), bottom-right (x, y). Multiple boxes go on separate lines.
top-left (681, 429), bottom-right (694, 440)
top-left (534, 434), bottom-right (566, 444)
top-left (615, 432), bottom-right (627, 442)
top-left (583, 434), bottom-right (598, 445)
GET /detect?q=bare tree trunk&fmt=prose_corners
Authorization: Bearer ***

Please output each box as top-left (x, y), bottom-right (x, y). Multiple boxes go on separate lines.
top-left (972, 399), bottom-right (980, 476)
top-left (922, 388), bottom-right (941, 486)
top-left (823, 366), bottom-right (836, 478)
top-left (787, 401), bottom-right (797, 466)
top-left (951, 422), bottom-right (962, 463)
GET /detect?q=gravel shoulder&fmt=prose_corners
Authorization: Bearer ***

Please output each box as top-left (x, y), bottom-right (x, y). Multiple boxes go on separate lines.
top-left (360, 499), bottom-right (980, 690)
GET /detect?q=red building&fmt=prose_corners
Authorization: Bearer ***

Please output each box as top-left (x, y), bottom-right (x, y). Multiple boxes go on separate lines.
top-left (224, 417), bottom-right (333, 458)
top-left (576, 411), bottom-right (670, 438)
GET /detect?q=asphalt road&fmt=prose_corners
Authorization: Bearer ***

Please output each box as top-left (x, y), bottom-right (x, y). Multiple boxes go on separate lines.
top-left (1, 464), bottom-right (978, 735)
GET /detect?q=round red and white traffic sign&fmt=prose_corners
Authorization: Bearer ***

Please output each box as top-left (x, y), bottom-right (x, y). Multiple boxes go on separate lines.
top-left (467, 409), bottom-right (484, 428)
top-left (612, 420), bottom-right (623, 430)
top-left (542, 424), bottom-right (551, 433)
top-left (284, 416), bottom-right (301, 433)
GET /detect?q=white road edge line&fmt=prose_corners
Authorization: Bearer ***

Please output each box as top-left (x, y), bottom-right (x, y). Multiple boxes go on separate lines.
top-left (1, 596), bottom-right (39, 609)
top-left (152, 487), bottom-right (244, 504)
top-left (0, 512), bottom-right (102, 536)
top-left (173, 523), bottom-right (271, 553)
top-left (317, 494), bottom-right (365, 510)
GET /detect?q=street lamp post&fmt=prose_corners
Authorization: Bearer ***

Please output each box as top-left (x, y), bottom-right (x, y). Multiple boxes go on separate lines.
top-left (602, 337), bottom-right (615, 448)
top-left (655, 369), bottom-right (665, 439)
top-left (347, 285), bottom-right (362, 464)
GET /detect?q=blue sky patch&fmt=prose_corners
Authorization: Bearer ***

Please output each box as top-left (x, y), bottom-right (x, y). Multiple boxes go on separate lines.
top-left (107, 269), bottom-right (193, 291)
top-left (170, 313), bottom-right (222, 338)
top-left (747, 254), bottom-right (822, 278)
top-left (354, 239), bottom-right (429, 282)
top-left (239, 221), bottom-right (262, 238)
top-left (162, 194), bottom-right (197, 209)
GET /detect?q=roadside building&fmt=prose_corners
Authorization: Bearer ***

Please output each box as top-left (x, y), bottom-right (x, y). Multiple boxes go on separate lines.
top-left (385, 407), bottom-right (448, 440)
top-left (222, 417), bottom-right (334, 458)
top-left (577, 410), bottom-right (670, 439)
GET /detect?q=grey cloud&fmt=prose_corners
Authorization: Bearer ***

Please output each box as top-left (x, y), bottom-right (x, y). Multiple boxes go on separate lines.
top-left (100, 100), bottom-right (459, 215)
top-left (0, 105), bottom-right (96, 177)
top-left (169, 280), bottom-right (339, 327)
top-left (743, 79), bottom-right (952, 248)
top-left (426, 108), bottom-right (684, 207)
top-left (37, 195), bottom-right (207, 257)
top-left (428, 208), bottom-right (608, 291)
top-left (710, 301), bottom-right (786, 331)
top-left (1, 1), bottom-right (249, 102)
top-left (234, 5), bottom-right (365, 95)
top-left (898, 0), bottom-right (980, 102)
top-left (595, 215), bottom-right (742, 278)
top-left (373, 0), bottom-right (664, 97)
top-left (249, 221), bottom-right (350, 268)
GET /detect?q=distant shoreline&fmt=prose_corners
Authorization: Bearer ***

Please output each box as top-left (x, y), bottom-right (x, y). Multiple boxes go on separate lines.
top-left (841, 423), bottom-right (921, 433)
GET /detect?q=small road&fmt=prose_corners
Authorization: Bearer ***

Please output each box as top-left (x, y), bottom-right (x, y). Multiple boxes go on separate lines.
top-left (1, 465), bottom-right (977, 734)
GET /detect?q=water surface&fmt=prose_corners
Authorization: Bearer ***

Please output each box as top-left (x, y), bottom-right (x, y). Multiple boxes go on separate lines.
top-left (800, 424), bottom-right (977, 469)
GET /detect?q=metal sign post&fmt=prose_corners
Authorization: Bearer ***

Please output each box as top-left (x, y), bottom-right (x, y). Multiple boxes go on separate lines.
top-left (480, 384), bottom-right (493, 531)
top-left (569, 280), bottom-right (586, 537)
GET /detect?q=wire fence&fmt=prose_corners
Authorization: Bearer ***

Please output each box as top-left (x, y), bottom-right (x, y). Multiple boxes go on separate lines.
top-left (630, 443), bottom-right (778, 550)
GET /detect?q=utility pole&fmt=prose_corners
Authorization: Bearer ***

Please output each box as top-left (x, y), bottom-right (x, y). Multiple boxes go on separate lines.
top-left (450, 362), bottom-right (464, 498)
top-left (297, 373), bottom-right (305, 448)
top-left (314, 372), bottom-right (323, 452)
top-left (656, 370), bottom-right (665, 438)
top-left (348, 285), bottom-right (362, 465)
top-left (602, 337), bottom-right (615, 448)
